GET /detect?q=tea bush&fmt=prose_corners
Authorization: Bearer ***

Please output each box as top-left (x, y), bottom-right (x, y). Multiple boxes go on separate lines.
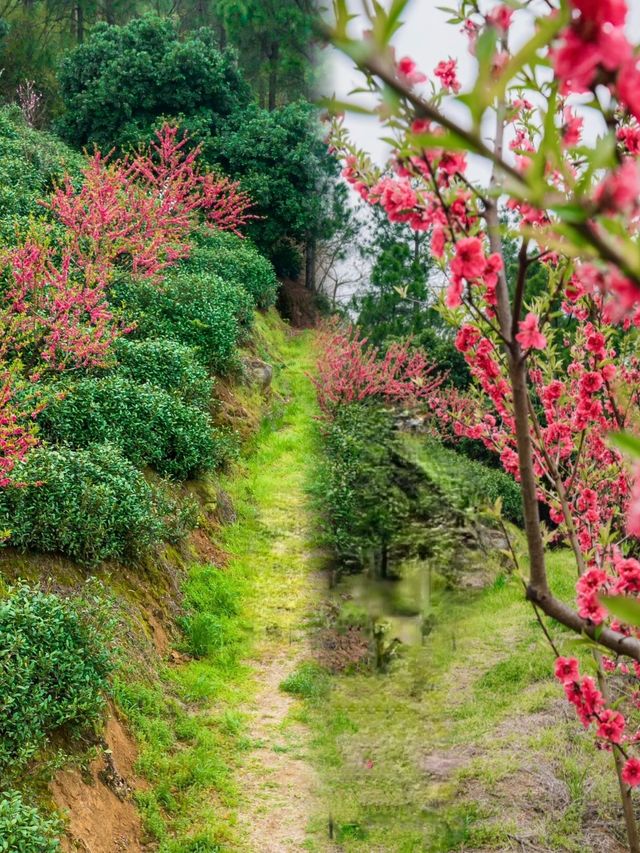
top-left (113, 270), bottom-right (253, 373)
top-left (113, 338), bottom-right (213, 409)
top-left (0, 585), bottom-right (112, 771)
top-left (317, 403), bottom-right (410, 566)
top-left (0, 444), bottom-right (189, 564)
top-left (419, 438), bottom-right (523, 526)
top-left (0, 105), bottom-right (83, 243)
top-left (190, 232), bottom-right (279, 309)
top-left (0, 790), bottom-right (61, 852)
top-left (38, 376), bottom-right (227, 480)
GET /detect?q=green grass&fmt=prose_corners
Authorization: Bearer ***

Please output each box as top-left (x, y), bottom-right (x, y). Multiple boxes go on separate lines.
top-left (114, 312), bottom-right (324, 850)
top-left (280, 663), bottom-right (330, 701)
top-left (303, 546), bottom-right (626, 852)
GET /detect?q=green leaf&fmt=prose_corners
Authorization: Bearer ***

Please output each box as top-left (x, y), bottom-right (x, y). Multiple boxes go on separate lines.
top-left (551, 203), bottom-right (589, 224)
top-left (601, 595), bottom-right (640, 628)
top-left (317, 96), bottom-right (376, 116)
top-left (385, 0), bottom-right (411, 39)
top-left (610, 431), bottom-right (640, 459)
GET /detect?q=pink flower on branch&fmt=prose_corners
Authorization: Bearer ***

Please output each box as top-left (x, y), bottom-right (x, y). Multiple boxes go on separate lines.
top-left (515, 313), bottom-right (547, 351)
top-left (622, 757), bottom-right (640, 787)
top-left (434, 59), bottom-right (461, 94)
top-left (43, 124), bottom-right (255, 286)
top-left (397, 56), bottom-right (427, 87)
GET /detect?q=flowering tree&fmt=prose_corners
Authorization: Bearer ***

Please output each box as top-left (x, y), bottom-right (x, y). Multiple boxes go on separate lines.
top-left (312, 323), bottom-right (443, 418)
top-left (43, 124), bottom-right (255, 285)
top-left (323, 0), bottom-right (640, 846)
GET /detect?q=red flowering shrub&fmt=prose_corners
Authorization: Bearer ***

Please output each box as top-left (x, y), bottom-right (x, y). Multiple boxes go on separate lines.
top-left (43, 124), bottom-right (255, 284)
top-left (0, 121), bottom-right (255, 484)
top-left (312, 324), bottom-right (443, 418)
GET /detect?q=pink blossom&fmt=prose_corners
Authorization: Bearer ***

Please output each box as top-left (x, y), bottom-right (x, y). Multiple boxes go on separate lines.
top-left (595, 159), bottom-right (640, 213)
top-left (553, 26), bottom-right (631, 94)
top-left (579, 372), bottom-right (604, 395)
top-left (617, 125), bottom-right (640, 154)
top-left (487, 4), bottom-right (514, 31)
top-left (397, 56), bottom-right (427, 86)
top-left (578, 592), bottom-right (608, 624)
top-left (596, 709), bottom-right (626, 744)
top-left (446, 275), bottom-right (464, 309)
top-left (554, 657), bottom-right (579, 683)
top-left (622, 757), bottom-right (640, 787)
top-left (434, 59), bottom-right (461, 93)
top-left (618, 57), bottom-right (640, 122)
top-left (455, 325), bottom-right (481, 353)
top-left (451, 237), bottom-right (486, 280)
top-left (515, 313), bottom-right (547, 351)
top-left (572, 0), bottom-right (627, 27)
top-left (562, 107), bottom-right (583, 146)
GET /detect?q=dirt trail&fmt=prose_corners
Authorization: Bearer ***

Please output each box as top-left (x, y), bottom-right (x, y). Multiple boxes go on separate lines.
top-left (238, 645), bottom-right (319, 852)
top-left (232, 333), bottom-right (325, 852)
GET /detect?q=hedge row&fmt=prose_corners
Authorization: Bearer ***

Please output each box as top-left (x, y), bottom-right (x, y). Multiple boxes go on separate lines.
top-left (417, 438), bottom-right (524, 526)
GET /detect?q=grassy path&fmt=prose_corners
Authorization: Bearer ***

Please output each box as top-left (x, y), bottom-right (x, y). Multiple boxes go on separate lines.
top-left (223, 322), bottom-right (325, 850)
top-left (303, 549), bottom-right (627, 853)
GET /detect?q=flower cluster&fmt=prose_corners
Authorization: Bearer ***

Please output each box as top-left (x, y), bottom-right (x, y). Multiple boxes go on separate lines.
top-left (552, 0), bottom-right (640, 121)
top-left (555, 656), bottom-right (640, 785)
top-left (44, 124), bottom-right (255, 284)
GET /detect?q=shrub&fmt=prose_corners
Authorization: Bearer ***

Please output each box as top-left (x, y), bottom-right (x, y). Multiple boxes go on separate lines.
top-left (0, 585), bottom-right (112, 771)
top-left (113, 270), bottom-right (253, 373)
top-left (317, 403), bottom-right (410, 565)
top-left (419, 438), bottom-right (524, 526)
top-left (38, 376), bottom-right (228, 480)
top-left (0, 790), bottom-right (61, 852)
top-left (190, 232), bottom-right (279, 309)
top-left (112, 338), bottom-right (213, 409)
top-left (0, 105), bottom-right (83, 244)
top-left (0, 444), bottom-right (189, 564)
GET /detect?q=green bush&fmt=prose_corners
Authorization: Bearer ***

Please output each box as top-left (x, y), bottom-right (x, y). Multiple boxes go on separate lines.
top-left (419, 438), bottom-right (523, 526)
top-left (317, 403), bottom-right (410, 566)
top-left (0, 444), bottom-right (191, 564)
top-left (0, 585), bottom-right (112, 771)
top-left (113, 270), bottom-right (253, 374)
top-left (38, 376), bottom-right (228, 480)
top-left (0, 790), bottom-right (61, 852)
top-left (113, 338), bottom-right (213, 409)
top-left (0, 105), bottom-right (83, 244)
top-left (190, 232), bottom-right (279, 309)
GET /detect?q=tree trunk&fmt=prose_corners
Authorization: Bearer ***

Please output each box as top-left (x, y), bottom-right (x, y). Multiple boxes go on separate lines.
top-left (268, 41), bottom-right (279, 111)
top-left (76, 2), bottom-right (84, 42)
top-left (380, 541), bottom-right (389, 580)
top-left (305, 238), bottom-right (316, 292)
top-left (103, 0), bottom-right (115, 24)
